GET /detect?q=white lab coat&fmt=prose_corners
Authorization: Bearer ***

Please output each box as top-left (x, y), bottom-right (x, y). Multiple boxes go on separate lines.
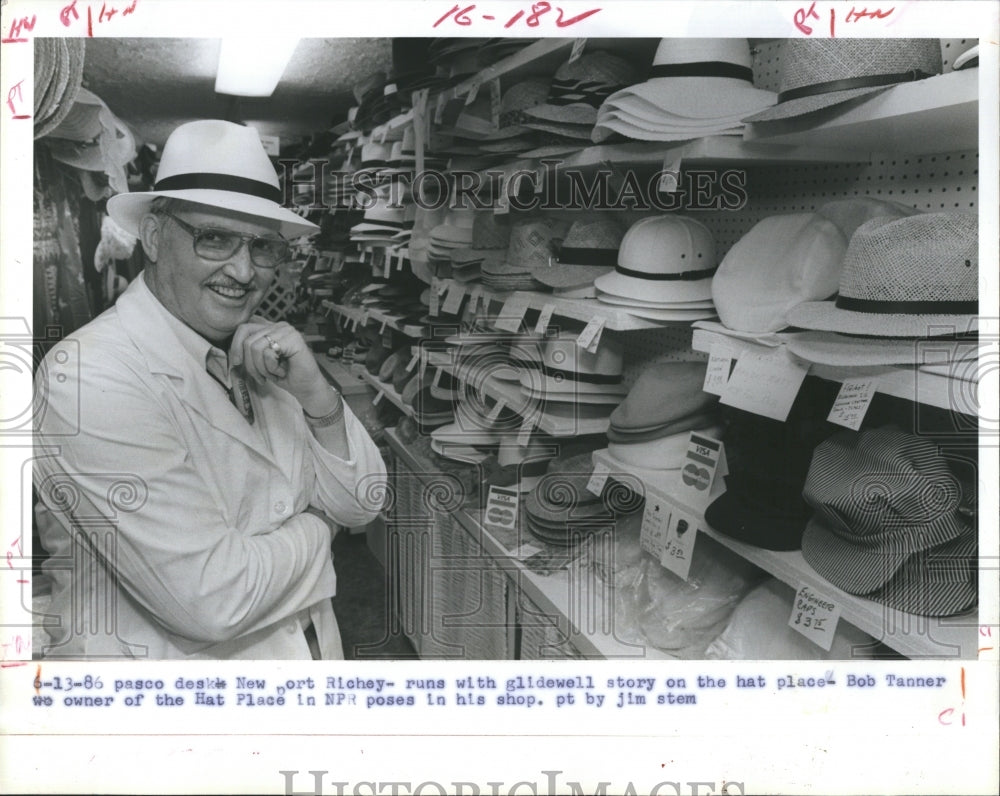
top-left (34, 274), bottom-right (386, 659)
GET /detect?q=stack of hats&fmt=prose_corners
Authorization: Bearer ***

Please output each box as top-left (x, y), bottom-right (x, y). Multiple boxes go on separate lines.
top-left (592, 39), bottom-right (776, 143)
top-left (594, 216), bottom-right (718, 321)
top-left (482, 215), bottom-right (571, 291)
top-left (786, 212), bottom-right (979, 367)
top-left (404, 379), bottom-right (454, 431)
top-left (450, 211), bottom-right (512, 284)
top-left (801, 428), bottom-right (977, 617)
top-left (743, 39), bottom-right (943, 126)
top-left (430, 392), bottom-right (520, 463)
top-left (34, 38), bottom-right (87, 140)
top-left (376, 346), bottom-right (413, 390)
top-left (427, 207), bottom-right (476, 279)
top-left (350, 184), bottom-right (414, 246)
top-left (605, 361), bottom-right (720, 471)
top-left (520, 51), bottom-right (642, 143)
top-left (530, 214), bottom-right (627, 298)
top-left (524, 451), bottom-right (615, 547)
top-left (482, 433), bottom-right (558, 494)
top-left (519, 332), bottom-right (627, 407)
top-left (408, 204), bottom-right (450, 284)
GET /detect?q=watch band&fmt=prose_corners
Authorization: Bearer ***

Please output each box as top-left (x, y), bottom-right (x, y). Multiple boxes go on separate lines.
top-left (303, 391), bottom-right (345, 427)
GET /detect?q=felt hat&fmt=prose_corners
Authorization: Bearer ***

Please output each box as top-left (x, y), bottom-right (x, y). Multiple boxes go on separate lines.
top-left (609, 361), bottom-right (717, 432)
top-left (744, 39), bottom-right (942, 123)
top-left (800, 428), bottom-right (972, 595)
top-left (786, 212), bottom-right (978, 337)
top-left (608, 425), bottom-right (723, 471)
top-left (107, 120), bottom-right (319, 239)
top-left (530, 214), bottom-right (626, 296)
top-left (523, 51), bottom-right (641, 126)
top-left (594, 215), bottom-right (716, 305)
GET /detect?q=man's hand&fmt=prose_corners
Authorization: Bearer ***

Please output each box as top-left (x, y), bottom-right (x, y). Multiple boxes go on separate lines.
top-left (230, 320), bottom-right (338, 417)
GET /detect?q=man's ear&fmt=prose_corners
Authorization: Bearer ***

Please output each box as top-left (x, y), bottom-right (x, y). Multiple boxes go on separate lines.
top-left (139, 214), bottom-right (161, 263)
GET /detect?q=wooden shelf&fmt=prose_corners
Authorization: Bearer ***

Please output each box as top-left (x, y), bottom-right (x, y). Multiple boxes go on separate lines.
top-left (691, 325), bottom-right (974, 416)
top-left (386, 428), bottom-right (667, 659)
top-left (591, 448), bottom-right (978, 660)
top-left (361, 371), bottom-right (413, 417)
top-left (322, 300), bottom-right (426, 338)
top-left (315, 354), bottom-right (372, 397)
top-left (744, 69), bottom-right (979, 156)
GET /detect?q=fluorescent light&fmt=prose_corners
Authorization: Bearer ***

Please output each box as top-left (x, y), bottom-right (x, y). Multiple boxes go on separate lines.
top-left (215, 38), bottom-right (299, 97)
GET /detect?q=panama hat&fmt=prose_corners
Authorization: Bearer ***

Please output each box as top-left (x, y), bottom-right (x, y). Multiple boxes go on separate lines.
top-left (744, 39), bottom-right (942, 124)
top-left (523, 331), bottom-right (627, 398)
top-left (523, 51), bottom-right (640, 127)
top-left (785, 212), bottom-right (978, 337)
top-left (107, 120), bottom-right (319, 240)
top-left (801, 428), bottom-right (972, 596)
top-left (594, 215), bottom-right (716, 305)
top-left (787, 331), bottom-right (982, 368)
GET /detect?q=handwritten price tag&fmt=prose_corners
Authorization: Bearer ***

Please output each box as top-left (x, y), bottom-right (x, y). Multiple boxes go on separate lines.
top-left (517, 418), bottom-right (535, 447)
top-left (640, 491), bottom-right (670, 559)
top-left (494, 294), bottom-right (529, 332)
top-left (568, 38), bottom-right (587, 63)
top-left (406, 353), bottom-right (419, 373)
top-left (485, 485), bottom-right (519, 533)
top-left (576, 318), bottom-right (605, 353)
top-left (702, 347), bottom-right (734, 396)
top-left (486, 399), bottom-right (507, 422)
top-left (676, 432), bottom-right (726, 512)
top-left (658, 154), bottom-right (683, 194)
top-left (535, 303), bottom-right (556, 335)
top-left (442, 283), bottom-right (466, 316)
top-left (586, 460), bottom-right (610, 496)
top-left (467, 286), bottom-right (482, 316)
top-left (660, 509), bottom-right (698, 581)
top-left (720, 347), bottom-right (809, 421)
top-left (827, 378), bottom-right (878, 431)
top-left (788, 584), bottom-right (842, 651)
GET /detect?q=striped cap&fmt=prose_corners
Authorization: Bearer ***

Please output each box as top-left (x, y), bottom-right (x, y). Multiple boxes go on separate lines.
top-left (801, 427), bottom-right (971, 595)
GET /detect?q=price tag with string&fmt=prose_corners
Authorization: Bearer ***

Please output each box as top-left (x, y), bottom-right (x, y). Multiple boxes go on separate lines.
top-left (658, 154), bottom-right (683, 194)
top-left (382, 255), bottom-right (392, 280)
top-left (827, 378), bottom-right (878, 430)
top-left (468, 286), bottom-right (482, 316)
top-left (721, 347), bottom-right (809, 421)
top-left (429, 280), bottom-right (441, 317)
top-left (442, 283), bottom-right (466, 316)
top-left (495, 294), bottom-right (529, 332)
top-left (568, 38), bottom-right (587, 63)
top-left (576, 318), bottom-right (605, 353)
top-left (535, 303), bottom-right (556, 335)
top-left (703, 346), bottom-right (734, 396)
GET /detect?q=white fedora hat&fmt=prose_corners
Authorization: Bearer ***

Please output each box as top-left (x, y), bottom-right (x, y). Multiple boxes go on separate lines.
top-left (594, 215), bottom-right (716, 304)
top-left (107, 119), bottom-right (319, 240)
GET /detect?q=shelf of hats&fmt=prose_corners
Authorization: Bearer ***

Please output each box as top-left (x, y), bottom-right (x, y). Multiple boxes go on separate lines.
top-left (221, 32), bottom-right (988, 662)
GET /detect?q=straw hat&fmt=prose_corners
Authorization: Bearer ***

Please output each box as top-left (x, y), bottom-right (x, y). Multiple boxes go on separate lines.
top-left (530, 214), bottom-right (627, 295)
top-left (786, 212), bottom-right (978, 337)
top-left (744, 39), bottom-right (942, 123)
top-left (107, 120), bottom-right (319, 239)
top-left (594, 215), bottom-right (716, 304)
top-left (522, 332), bottom-right (627, 398)
top-left (523, 51), bottom-right (640, 126)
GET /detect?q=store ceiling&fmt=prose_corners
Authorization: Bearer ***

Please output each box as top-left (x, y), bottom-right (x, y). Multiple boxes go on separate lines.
top-left (80, 38), bottom-right (394, 150)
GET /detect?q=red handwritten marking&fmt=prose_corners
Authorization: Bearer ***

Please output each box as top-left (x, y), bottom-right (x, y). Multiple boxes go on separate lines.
top-left (960, 666), bottom-right (965, 699)
top-left (17, 579), bottom-right (29, 584)
top-left (979, 647), bottom-right (994, 653)
top-left (554, 6), bottom-right (601, 27)
top-left (481, 14), bottom-right (494, 20)
top-left (830, 7), bottom-right (835, 36)
top-left (794, 1), bottom-right (819, 35)
top-left (938, 707), bottom-right (955, 725)
top-left (979, 626), bottom-right (993, 637)
top-left (0, 662), bottom-right (28, 668)
top-left (61, 0), bottom-right (80, 26)
top-left (5, 551), bottom-right (12, 568)
top-left (87, 4), bottom-right (93, 35)
top-left (432, 3), bottom-right (474, 27)
top-left (35, 665), bottom-right (41, 695)
top-left (1, 15), bottom-right (37, 43)
top-left (4, 81), bottom-right (24, 116)
top-left (846, 6), bottom-right (895, 22)
top-left (525, 2), bottom-right (551, 27)
top-left (503, 9), bottom-right (524, 27)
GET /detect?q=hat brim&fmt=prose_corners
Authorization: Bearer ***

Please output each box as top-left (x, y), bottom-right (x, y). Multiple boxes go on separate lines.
top-left (530, 264), bottom-right (613, 290)
top-left (107, 189), bottom-right (320, 240)
top-left (608, 426), bottom-right (720, 471)
top-left (594, 271), bottom-right (714, 305)
top-left (787, 330), bottom-right (983, 367)
top-left (608, 80), bottom-right (777, 121)
top-left (743, 85), bottom-right (895, 124)
top-left (786, 300), bottom-right (979, 337)
top-left (606, 409), bottom-right (720, 443)
top-left (592, 117), bottom-right (742, 143)
top-left (523, 103), bottom-right (599, 126)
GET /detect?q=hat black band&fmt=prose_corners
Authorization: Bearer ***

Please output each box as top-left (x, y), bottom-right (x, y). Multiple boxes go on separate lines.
top-left (557, 247), bottom-right (618, 266)
top-left (615, 264), bottom-right (718, 281)
top-left (542, 364), bottom-right (621, 385)
top-left (777, 69), bottom-right (933, 104)
top-left (835, 295), bottom-right (978, 314)
top-left (648, 61), bottom-right (754, 82)
top-left (155, 172), bottom-right (282, 204)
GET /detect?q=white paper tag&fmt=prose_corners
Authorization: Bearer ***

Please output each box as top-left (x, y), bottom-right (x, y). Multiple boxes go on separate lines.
top-left (788, 584), bottom-right (842, 651)
top-left (429, 281), bottom-right (441, 317)
top-left (468, 286), bottom-right (482, 316)
top-left (568, 38), bottom-right (587, 63)
top-left (495, 295), bottom-right (529, 332)
top-left (373, 390), bottom-right (385, 406)
top-left (486, 399), bottom-right (507, 422)
top-left (442, 283), bottom-right (466, 316)
top-left (382, 256), bottom-right (391, 280)
top-left (434, 92), bottom-right (447, 124)
top-left (535, 303), bottom-right (556, 335)
top-left (720, 347), bottom-right (809, 421)
top-left (514, 542), bottom-right (543, 560)
top-left (640, 492), bottom-right (670, 558)
top-left (586, 461), bottom-right (610, 497)
top-left (378, 125), bottom-right (388, 144)
top-left (828, 378), bottom-right (878, 431)
top-left (485, 485), bottom-right (519, 533)
top-left (658, 155), bottom-right (683, 193)
top-left (517, 418), bottom-right (535, 447)
top-left (382, 330), bottom-right (394, 349)
top-left (676, 432), bottom-right (725, 512)
top-left (465, 81), bottom-right (481, 106)
top-left (379, 319), bottom-right (388, 334)
top-left (576, 318), bottom-right (605, 352)
top-left (660, 508), bottom-right (698, 581)
top-left (489, 78), bottom-right (502, 129)
top-left (702, 347), bottom-right (734, 396)
top-left (406, 353), bottom-right (419, 373)
top-left (396, 249), bottom-right (406, 270)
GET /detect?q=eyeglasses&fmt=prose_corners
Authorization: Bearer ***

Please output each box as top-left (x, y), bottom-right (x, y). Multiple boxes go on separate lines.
top-left (163, 212), bottom-right (289, 269)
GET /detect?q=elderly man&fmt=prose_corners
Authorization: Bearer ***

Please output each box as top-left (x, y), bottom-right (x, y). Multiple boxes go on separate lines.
top-left (34, 120), bottom-right (386, 659)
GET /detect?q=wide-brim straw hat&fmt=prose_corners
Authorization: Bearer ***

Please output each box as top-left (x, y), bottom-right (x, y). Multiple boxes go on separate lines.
top-left (786, 331), bottom-right (982, 368)
top-left (744, 38), bottom-right (942, 123)
top-left (523, 50), bottom-right (640, 127)
top-left (786, 212), bottom-right (978, 337)
top-left (108, 120), bottom-right (319, 240)
top-left (34, 38), bottom-right (87, 140)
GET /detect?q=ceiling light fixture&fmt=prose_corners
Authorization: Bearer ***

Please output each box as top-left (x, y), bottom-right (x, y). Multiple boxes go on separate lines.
top-left (215, 38), bottom-right (300, 97)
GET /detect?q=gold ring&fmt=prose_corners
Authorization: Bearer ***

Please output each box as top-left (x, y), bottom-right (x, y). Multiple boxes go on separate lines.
top-left (264, 334), bottom-right (281, 355)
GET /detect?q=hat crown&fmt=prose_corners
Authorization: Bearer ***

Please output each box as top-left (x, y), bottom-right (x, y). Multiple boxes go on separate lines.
top-left (779, 38), bottom-right (942, 94)
top-left (560, 214), bottom-right (627, 251)
top-left (838, 212), bottom-right (978, 304)
top-left (543, 333), bottom-right (623, 377)
top-left (472, 210), bottom-right (512, 249)
top-left (501, 78), bottom-right (550, 115)
top-left (610, 361), bottom-right (716, 429)
top-left (652, 38), bottom-right (753, 70)
top-left (553, 50), bottom-right (639, 89)
top-left (155, 120), bottom-right (279, 191)
top-left (506, 216), bottom-right (571, 267)
top-left (618, 215), bottom-right (716, 274)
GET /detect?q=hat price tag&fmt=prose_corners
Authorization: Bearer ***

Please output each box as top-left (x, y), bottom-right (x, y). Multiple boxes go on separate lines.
top-left (495, 294), bottom-right (529, 333)
top-left (568, 38), bottom-right (587, 64)
top-left (382, 329), bottom-right (394, 349)
top-left (442, 283), bottom-right (466, 316)
top-left (660, 507), bottom-right (698, 582)
top-left (535, 303), bottom-right (556, 335)
top-left (586, 460), bottom-right (610, 497)
top-left (827, 378), bottom-right (878, 431)
top-left (468, 286), bottom-right (482, 316)
top-left (465, 81), bottom-right (481, 106)
top-left (702, 347), bottom-right (735, 396)
top-left (576, 318), bottom-right (605, 354)
top-left (396, 249), bottom-right (407, 270)
top-left (640, 489), bottom-right (671, 559)
top-left (658, 154), bottom-right (683, 194)
top-left (432, 366), bottom-right (445, 388)
top-left (382, 255), bottom-right (392, 280)
top-left (489, 78), bottom-right (502, 129)
top-left (406, 353), bottom-right (419, 373)
top-left (675, 431), bottom-right (727, 513)
top-left (720, 347), bottom-right (810, 422)
top-left (517, 417), bottom-right (535, 447)
top-left (378, 125), bottom-right (389, 144)
top-left (788, 584), bottom-right (842, 652)
top-left (485, 485), bottom-right (519, 535)
top-left (434, 92), bottom-right (447, 125)
top-left (373, 390), bottom-right (385, 406)
top-left (429, 278), bottom-right (441, 317)
top-left (486, 398), bottom-right (507, 422)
